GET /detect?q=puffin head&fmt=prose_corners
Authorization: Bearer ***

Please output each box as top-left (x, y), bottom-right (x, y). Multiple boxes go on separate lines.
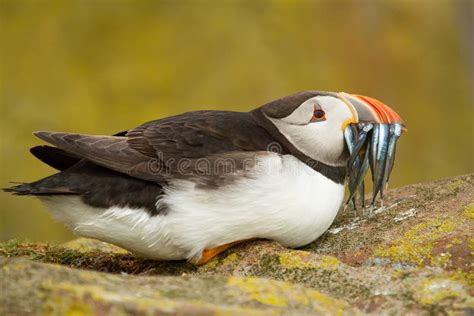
top-left (256, 91), bottom-right (405, 167)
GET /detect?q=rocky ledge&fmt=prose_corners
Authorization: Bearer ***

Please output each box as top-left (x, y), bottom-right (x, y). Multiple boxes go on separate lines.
top-left (1, 174), bottom-right (473, 315)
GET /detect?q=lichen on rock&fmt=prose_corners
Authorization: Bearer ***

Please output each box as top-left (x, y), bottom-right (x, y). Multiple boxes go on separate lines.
top-left (373, 218), bottom-right (455, 267)
top-left (278, 250), bottom-right (341, 270)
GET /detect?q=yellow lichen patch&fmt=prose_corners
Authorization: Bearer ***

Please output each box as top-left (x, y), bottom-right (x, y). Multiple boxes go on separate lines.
top-left (226, 277), bottom-right (348, 314)
top-left (41, 281), bottom-right (203, 314)
top-left (42, 281), bottom-right (261, 315)
top-left (65, 303), bottom-right (93, 316)
top-left (222, 253), bottom-right (239, 265)
top-left (414, 275), bottom-right (472, 306)
top-left (43, 296), bottom-right (94, 316)
top-left (278, 250), bottom-right (313, 269)
top-left (278, 251), bottom-right (340, 270)
top-left (464, 203), bottom-right (474, 219)
top-left (41, 281), bottom-right (113, 303)
top-left (77, 271), bottom-right (103, 283)
top-left (317, 255), bottom-right (342, 269)
top-left (374, 219), bottom-right (455, 267)
top-left (430, 253), bottom-right (451, 267)
top-left (214, 307), bottom-right (277, 316)
top-left (227, 277), bottom-right (290, 307)
top-left (446, 180), bottom-right (464, 192)
top-left (197, 256), bottom-right (220, 272)
top-left (62, 238), bottom-right (128, 254)
top-left (450, 237), bottom-right (463, 245)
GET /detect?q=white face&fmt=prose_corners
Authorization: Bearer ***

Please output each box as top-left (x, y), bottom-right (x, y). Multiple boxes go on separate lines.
top-left (268, 96), bottom-right (356, 166)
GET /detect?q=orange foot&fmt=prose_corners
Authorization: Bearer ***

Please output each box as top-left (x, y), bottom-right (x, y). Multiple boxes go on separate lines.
top-left (194, 240), bottom-right (245, 265)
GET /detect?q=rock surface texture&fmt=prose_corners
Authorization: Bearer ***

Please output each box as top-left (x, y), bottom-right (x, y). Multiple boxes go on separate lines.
top-left (1, 174), bottom-right (473, 315)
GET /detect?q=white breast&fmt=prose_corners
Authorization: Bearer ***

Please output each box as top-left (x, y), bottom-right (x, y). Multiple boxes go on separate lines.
top-left (40, 153), bottom-right (345, 261)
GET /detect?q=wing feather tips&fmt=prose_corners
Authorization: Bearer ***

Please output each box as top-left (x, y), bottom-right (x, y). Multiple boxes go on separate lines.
top-left (33, 131), bottom-right (88, 146)
top-left (33, 130), bottom-right (57, 143)
top-left (31, 131), bottom-right (157, 181)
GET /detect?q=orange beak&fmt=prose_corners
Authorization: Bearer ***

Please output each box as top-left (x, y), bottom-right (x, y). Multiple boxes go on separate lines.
top-left (339, 92), bottom-right (406, 130)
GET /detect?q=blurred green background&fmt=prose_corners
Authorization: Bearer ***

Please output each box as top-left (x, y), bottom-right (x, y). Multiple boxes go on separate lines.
top-left (1, 0), bottom-right (473, 243)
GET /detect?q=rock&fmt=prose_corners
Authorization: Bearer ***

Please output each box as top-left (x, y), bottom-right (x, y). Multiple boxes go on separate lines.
top-left (0, 257), bottom-right (355, 315)
top-left (1, 174), bottom-right (473, 315)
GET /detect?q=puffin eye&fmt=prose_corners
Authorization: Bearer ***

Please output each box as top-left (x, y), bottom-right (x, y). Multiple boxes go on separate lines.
top-left (314, 110), bottom-right (325, 118)
top-left (311, 109), bottom-right (326, 122)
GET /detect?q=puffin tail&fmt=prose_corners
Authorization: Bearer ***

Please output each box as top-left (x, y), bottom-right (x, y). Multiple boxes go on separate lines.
top-left (3, 183), bottom-right (37, 195)
top-left (3, 174), bottom-right (79, 196)
top-left (30, 145), bottom-right (81, 171)
top-left (3, 145), bottom-right (83, 196)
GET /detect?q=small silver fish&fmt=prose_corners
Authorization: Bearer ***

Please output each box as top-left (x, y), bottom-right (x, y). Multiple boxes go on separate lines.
top-left (382, 123), bottom-right (403, 193)
top-left (346, 140), bottom-right (370, 206)
top-left (372, 124), bottom-right (390, 204)
top-left (347, 123), bottom-right (373, 175)
top-left (344, 125), bottom-right (360, 209)
top-left (369, 123), bottom-right (379, 182)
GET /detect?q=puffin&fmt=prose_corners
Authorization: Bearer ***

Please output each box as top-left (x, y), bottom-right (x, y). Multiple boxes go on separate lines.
top-left (4, 91), bottom-right (404, 264)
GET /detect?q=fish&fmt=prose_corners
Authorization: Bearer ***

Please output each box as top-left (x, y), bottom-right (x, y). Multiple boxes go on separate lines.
top-left (346, 140), bottom-right (370, 206)
top-left (347, 123), bottom-right (373, 175)
top-left (369, 123), bottom-right (379, 182)
top-left (344, 125), bottom-right (360, 209)
top-left (345, 123), bottom-right (373, 209)
top-left (372, 124), bottom-right (390, 204)
top-left (344, 122), bottom-right (403, 210)
top-left (381, 123), bottom-right (403, 194)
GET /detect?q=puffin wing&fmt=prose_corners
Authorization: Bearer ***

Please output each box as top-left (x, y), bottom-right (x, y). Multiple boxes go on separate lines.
top-left (125, 110), bottom-right (272, 159)
top-left (29, 130), bottom-right (133, 171)
top-left (33, 111), bottom-right (275, 183)
top-left (33, 132), bottom-right (160, 181)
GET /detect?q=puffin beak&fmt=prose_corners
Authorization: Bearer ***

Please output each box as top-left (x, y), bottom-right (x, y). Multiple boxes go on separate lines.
top-left (338, 92), bottom-right (406, 210)
top-left (339, 92), bottom-right (406, 128)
